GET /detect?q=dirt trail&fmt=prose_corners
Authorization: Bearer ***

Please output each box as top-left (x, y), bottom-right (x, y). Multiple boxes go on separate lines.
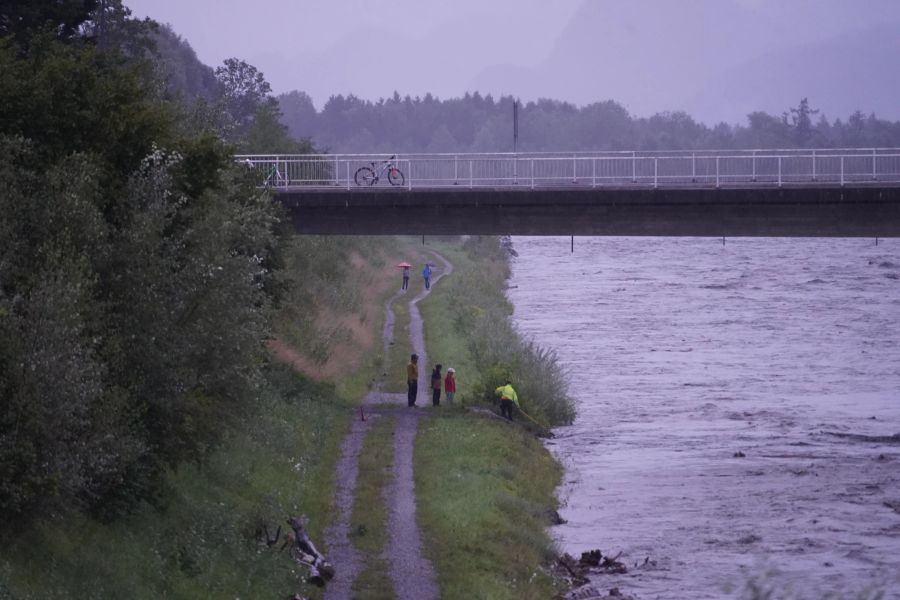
top-left (324, 251), bottom-right (452, 600)
top-left (321, 414), bottom-right (370, 600)
top-left (383, 251), bottom-right (452, 600)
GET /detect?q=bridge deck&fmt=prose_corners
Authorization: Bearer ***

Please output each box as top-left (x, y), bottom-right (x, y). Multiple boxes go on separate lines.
top-left (277, 185), bottom-right (900, 237)
top-left (239, 150), bottom-right (900, 236)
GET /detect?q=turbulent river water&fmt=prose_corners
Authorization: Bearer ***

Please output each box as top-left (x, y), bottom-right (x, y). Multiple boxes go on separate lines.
top-left (507, 236), bottom-right (900, 600)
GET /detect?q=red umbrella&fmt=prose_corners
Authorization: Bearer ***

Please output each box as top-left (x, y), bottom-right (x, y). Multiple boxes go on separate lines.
top-left (397, 262), bottom-right (412, 268)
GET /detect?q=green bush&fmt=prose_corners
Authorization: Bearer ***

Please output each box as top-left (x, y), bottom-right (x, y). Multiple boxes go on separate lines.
top-left (441, 237), bottom-right (576, 426)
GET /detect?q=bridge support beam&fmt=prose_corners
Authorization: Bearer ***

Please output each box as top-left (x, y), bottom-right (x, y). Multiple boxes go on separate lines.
top-left (277, 186), bottom-right (900, 237)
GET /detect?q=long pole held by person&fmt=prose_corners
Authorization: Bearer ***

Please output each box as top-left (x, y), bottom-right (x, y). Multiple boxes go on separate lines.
top-left (518, 406), bottom-right (551, 434)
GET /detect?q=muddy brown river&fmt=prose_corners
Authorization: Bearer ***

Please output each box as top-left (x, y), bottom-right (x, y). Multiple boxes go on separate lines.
top-left (508, 237), bottom-right (900, 599)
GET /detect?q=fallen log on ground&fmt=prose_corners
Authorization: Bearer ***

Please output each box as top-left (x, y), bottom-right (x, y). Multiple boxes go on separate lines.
top-left (286, 516), bottom-right (336, 586)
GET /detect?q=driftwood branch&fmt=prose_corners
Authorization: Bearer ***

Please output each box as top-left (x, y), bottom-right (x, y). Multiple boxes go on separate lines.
top-left (287, 516), bottom-right (335, 586)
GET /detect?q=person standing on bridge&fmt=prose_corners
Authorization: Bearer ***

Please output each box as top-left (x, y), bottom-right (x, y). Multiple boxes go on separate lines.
top-left (423, 263), bottom-right (432, 289)
top-left (495, 379), bottom-right (519, 421)
top-left (407, 353), bottom-right (419, 407)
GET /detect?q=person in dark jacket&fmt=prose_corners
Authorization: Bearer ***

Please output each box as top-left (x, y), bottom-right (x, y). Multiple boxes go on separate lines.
top-left (430, 364), bottom-right (442, 406)
top-left (407, 353), bottom-right (418, 407)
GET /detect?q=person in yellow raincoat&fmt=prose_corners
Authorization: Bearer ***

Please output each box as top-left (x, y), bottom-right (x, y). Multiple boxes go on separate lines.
top-left (495, 379), bottom-right (519, 421)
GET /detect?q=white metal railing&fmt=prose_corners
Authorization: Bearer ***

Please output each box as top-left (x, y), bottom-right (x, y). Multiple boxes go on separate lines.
top-left (235, 149), bottom-right (900, 191)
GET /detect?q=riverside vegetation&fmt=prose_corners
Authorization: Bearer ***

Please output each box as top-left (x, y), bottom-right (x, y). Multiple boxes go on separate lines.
top-left (1, 3), bottom-right (364, 598)
top-left (1, 3), bottom-right (572, 597)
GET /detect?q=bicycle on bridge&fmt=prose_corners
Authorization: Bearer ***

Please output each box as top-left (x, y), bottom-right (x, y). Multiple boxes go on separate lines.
top-left (243, 159), bottom-right (287, 187)
top-left (354, 155), bottom-right (405, 187)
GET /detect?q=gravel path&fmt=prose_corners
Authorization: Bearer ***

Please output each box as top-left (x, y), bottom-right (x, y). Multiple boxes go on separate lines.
top-left (384, 251), bottom-right (452, 600)
top-left (323, 251), bottom-right (452, 600)
top-left (323, 284), bottom-right (406, 600)
top-left (322, 413), bottom-right (370, 600)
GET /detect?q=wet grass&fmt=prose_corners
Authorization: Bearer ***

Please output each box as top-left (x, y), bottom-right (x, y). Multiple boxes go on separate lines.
top-left (416, 243), bottom-right (478, 406)
top-left (412, 237), bottom-right (569, 598)
top-left (421, 237), bottom-right (575, 426)
top-left (414, 411), bottom-right (565, 599)
top-left (350, 416), bottom-right (396, 599)
top-left (0, 367), bottom-right (348, 600)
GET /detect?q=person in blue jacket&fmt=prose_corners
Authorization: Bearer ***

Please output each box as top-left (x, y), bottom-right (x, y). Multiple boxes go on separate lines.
top-left (423, 264), bottom-right (432, 289)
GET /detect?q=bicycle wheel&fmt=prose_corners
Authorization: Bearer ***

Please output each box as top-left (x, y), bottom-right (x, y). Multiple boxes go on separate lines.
top-left (387, 167), bottom-right (405, 186)
top-left (354, 166), bottom-right (377, 186)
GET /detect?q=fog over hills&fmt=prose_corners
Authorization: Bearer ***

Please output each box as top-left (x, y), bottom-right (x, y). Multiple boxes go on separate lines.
top-left (470, 0), bottom-right (900, 124)
top-left (125, 0), bottom-right (899, 125)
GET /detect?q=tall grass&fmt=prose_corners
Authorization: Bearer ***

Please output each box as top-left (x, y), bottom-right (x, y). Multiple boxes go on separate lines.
top-left (274, 236), bottom-right (388, 365)
top-left (426, 237), bottom-right (575, 426)
top-left (0, 365), bottom-right (347, 600)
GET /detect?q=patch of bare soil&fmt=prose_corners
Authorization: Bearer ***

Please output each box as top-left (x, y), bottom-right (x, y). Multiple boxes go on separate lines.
top-left (270, 250), bottom-right (404, 381)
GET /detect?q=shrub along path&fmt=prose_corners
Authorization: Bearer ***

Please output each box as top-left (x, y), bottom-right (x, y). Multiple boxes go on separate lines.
top-left (323, 251), bottom-right (452, 600)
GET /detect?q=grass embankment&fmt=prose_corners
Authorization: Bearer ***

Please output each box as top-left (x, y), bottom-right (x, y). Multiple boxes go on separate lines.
top-left (349, 416), bottom-right (396, 599)
top-left (416, 415), bottom-right (563, 598)
top-left (0, 236), bottom-right (407, 600)
top-left (413, 236), bottom-right (574, 598)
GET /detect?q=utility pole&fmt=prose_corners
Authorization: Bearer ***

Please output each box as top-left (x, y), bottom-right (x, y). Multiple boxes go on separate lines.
top-left (513, 99), bottom-right (519, 184)
top-left (513, 99), bottom-right (519, 154)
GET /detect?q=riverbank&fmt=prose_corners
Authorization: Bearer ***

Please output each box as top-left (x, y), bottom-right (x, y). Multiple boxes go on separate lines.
top-left (411, 237), bottom-right (575, 598)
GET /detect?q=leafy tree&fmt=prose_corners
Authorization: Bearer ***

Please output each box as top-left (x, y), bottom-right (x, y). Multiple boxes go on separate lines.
top-left (0, 10), bottom-right (286, 521)
top-left (215, 57), bottom-right (277, 141)
top-left (426, 124), bottom-right (458, 153)
top-left (0, 35), bottom-right (172, 183)
top-left (787, 97), bottom-right (820, 147)
top-left (0, 0), bottom-right (98, 47)
top-left (278, 90), bottom-right (318, 140)
top-left (241, 103), bottom-right (315, 154)
top-left (150, 24), bottom-right (218, 102)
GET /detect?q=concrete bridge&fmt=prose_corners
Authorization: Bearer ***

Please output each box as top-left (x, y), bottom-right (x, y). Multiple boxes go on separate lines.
top-left (238, 149), bottom-right (900, 236)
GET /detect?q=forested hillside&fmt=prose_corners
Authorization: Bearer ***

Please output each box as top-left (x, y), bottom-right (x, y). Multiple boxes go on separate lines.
top-left (279, 91), bottom-right (900, 154)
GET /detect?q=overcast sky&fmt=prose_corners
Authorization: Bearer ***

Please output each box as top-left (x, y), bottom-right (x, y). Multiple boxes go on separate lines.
top-left (127, 0), bottom-right (900, 124)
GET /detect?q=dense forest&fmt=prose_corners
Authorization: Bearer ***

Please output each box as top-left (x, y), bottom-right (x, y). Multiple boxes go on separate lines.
top-left (279, 91), bottom-right (900, 154)
top-left (0, 0), bottom-right (312, 523)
